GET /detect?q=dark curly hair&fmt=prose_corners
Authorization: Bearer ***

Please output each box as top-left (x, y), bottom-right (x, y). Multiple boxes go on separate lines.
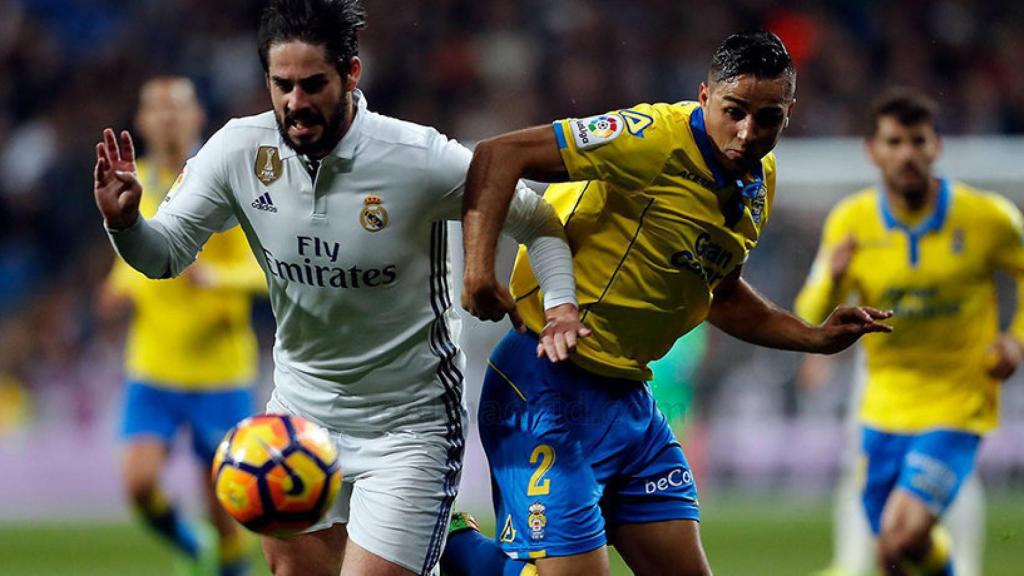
top-left (257, 0), bottom-right (366, 77)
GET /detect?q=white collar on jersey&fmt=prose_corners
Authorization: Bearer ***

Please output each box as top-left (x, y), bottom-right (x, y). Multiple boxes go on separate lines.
top-left (276, 88), bottom-right (368, 161)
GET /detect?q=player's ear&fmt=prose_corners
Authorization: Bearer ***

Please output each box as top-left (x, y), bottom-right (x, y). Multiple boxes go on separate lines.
top-left (864, 137), bottom-right (879, 166)
top-left (344, 56), bottom-right (362, 92)
top-left (698, 82), bottom-right (710, 107)
top-left (784, 99), bottom-right (796, 129)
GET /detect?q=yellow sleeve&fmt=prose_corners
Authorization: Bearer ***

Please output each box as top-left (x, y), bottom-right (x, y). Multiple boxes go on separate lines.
top-left (987, 195), bottom-right (1024, 342)
top-left (552, 103), bottom-right (670, 190)
top-left (198, 227), bottom-right (267, 293)
top-left (794, 204), bottom-right (854, 324)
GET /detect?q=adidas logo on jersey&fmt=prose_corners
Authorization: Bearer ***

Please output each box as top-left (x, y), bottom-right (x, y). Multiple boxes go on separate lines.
top-left (252, 192), bottom-right (278, 213)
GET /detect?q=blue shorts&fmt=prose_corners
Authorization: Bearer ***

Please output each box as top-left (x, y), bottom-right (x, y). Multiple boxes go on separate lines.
top-left (861, 426), bottom-right (980, 534)
top-left (479, 330), bottom-right (699, 559)
top-left (120, 380), bottom-right (255, 463)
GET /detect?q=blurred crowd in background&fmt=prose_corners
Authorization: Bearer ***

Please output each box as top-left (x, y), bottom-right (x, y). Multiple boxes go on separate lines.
top-left (3, 0), bottom-right (1024, 494)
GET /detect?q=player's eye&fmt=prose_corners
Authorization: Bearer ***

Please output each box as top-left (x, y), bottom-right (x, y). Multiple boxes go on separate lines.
top-left (300, 77), bottom-right (329, 94)
top-left (273, 79), bottom-right (294, 93)
top-left (726, 107), bottom-right (745, 121)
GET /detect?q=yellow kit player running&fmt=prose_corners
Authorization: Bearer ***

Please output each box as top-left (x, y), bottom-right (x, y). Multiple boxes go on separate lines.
top-left (795, 89), bottom-right (1023, 576)
top-left (443, 32), bottom-right (892, 576)
top-left (97, 77), bottom-right (265, 576)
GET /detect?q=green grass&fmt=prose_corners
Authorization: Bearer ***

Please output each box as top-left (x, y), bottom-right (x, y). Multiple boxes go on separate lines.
top-left (1, 495), bottom-right (1021, 575)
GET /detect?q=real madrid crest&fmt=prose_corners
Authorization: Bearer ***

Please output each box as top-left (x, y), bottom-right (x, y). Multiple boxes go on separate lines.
top-left (360, 196), bottom-right (389, 232)
top-left (255, 146), bottom-right (282, 185)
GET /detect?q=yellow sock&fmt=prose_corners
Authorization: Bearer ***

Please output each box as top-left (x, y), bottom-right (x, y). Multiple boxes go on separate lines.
top-left (901, 525), bottom-right (952, 576)
top-left (519, 565), bottom-right (538, 576)
top-left (218, 529), bottom-right (249, 564)
top-left (137, 488), bottom-right (172, 516)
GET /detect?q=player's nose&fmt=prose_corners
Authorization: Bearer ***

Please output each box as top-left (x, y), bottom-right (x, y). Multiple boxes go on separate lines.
top-left (287, 87), bottom-right (313, 111)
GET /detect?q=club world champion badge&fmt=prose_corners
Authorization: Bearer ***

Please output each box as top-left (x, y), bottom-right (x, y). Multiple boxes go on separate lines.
top-left (360, 196), bottom-right (389, 232)
top-left (255, 146), bottom-right (282, 185)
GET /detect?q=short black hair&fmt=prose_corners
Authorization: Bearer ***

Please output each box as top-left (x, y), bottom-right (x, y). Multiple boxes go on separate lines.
top-left (709, 31), bottom-right (796, 92)
top-left (258, 0), bottom-right (366, 76)
top-left (868, 88), bottom-right (938, 136)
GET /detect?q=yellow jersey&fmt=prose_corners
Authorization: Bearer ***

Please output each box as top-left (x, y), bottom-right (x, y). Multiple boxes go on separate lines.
top-left (106, 159), bottom-right (266, 390)
top-left (510, 102), bottom-right (776, 380)
top-left (795, 180), bottom-right (1024, 434)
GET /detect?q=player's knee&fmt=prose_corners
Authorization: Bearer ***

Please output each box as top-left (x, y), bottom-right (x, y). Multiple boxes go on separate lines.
top-left (122, 469), bottom-right (160, 505)
top-left (878, 522), bottom-right (931, 567)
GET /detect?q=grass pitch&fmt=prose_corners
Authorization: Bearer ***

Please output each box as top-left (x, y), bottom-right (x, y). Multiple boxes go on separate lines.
top-left (1, 494), bottom-right (1020, 575)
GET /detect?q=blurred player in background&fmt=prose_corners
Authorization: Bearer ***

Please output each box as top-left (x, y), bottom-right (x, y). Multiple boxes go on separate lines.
top-left (795, 89), bottom-right (1021, 576)
top-left (444, 32), bottom-right (892, 576)
top-left (93, 1), bottom-right (580, 574)
top-left (96, 76), bottom-right (265, 576)
top-left (800, 352), bottom-right (985, 576)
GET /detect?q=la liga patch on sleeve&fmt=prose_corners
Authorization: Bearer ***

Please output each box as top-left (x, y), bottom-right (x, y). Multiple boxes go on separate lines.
top-left (571, 113), bottom-right (624, 150)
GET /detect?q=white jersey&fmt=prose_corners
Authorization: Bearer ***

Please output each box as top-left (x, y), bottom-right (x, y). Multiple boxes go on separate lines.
top-left (111, 91), bottom-right (573, 434)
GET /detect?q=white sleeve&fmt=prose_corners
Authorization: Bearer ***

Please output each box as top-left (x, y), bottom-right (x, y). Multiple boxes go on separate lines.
top-left (503, 184), bottom-right (577, 309)
top-left (426, 132), bottom-right (577, 309)
top-left (107, 127), bottom-right (238, 279)
top-left (427, 131), bottom-right (473, 221)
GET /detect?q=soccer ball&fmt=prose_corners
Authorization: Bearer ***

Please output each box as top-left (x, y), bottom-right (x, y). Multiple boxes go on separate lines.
top-left (212, 414), bottom-right (342, 536)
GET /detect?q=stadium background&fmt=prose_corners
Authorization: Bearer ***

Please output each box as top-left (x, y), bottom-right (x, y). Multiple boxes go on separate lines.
top-left (1, 0), bottom-right (1023, 574)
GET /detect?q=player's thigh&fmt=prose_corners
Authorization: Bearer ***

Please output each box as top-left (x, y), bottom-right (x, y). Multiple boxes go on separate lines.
top-left (262, 523), bottom-right (347, 576)
top-left (880, 487), bottom-right (938, 548)
top-left (340, 537), bottom-right (417, 576)
top-left (860, 427), bottom-right (910, 535)
top-left (535, 547), bottom-right (610, 576)
top-left (345, 428), bottom-right (463, 575)
top-left (610, 519), bottom-right (710, 576)
top-left (119, 380), bottom-right (181, 492)
top-left (187, 386), bottom-right (256, 463)
top-left (120, 438), bottom-right (169, 495)
top-left (478, 331), bottom-right (608, 560)
top-left (882, 429), bottom-right (981, 544)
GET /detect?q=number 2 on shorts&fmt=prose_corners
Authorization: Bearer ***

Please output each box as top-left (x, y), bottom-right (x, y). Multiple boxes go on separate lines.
top-left (527, 444), bottom-right (555, 496)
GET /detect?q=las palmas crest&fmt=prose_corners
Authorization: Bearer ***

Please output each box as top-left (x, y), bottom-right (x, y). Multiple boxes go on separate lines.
top-left (360, 196), bottom-right (389, 232)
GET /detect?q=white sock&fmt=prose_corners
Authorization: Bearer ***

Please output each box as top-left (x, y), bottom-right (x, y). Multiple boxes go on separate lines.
top-left (944, 472), bottom-right (985, 576)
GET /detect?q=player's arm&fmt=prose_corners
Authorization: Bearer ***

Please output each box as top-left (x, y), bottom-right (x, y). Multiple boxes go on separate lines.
top-left (708, 266), bottom-right (892, 354)
top-left (986, 196), bottom-right (1024, 378)
top-left (185, 231), bottom-right (267, 292)
top-left (431, 130), bottom-right (585, 361)
top-left (95, 257), bottom-right (137, 322)
top-left (461, 125), bottom-right (569, 318)
top-left (95, 127), bottom-right (235, 280)
top-left (794, 207), bottom-right (857, 324)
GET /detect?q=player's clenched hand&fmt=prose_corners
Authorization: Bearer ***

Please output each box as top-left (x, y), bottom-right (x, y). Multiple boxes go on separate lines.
top-left (986, 334), bottom-right (1022, 380)
top-left (94, 128), bottom-right (142, 230)
top-left (536, 303), bottom-right (592, 362)
top-left (812, 305), bottom-right (893, 354)
top-left (462, 273), bottom-right (525, 332)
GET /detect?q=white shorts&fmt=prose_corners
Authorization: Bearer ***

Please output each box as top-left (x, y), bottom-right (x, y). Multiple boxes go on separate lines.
top-left (266, 394), bottom-right (465, 575)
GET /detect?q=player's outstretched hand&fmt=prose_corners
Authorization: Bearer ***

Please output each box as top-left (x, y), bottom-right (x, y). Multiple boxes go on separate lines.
top-left (986, 334), bottom-right (1023, 380)
top-left (536, 303), bottom-right (592, 363)
top-left (813, 305), bottom-right (893, 354)
top-left (462, 273), bottom-right (525, 332)
top-left (94, 128), bottom-right (142, 230)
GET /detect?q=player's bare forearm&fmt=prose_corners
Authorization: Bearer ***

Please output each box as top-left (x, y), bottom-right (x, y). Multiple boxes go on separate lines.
top-left (708, 272), bottom-right (818, 352)
top-left (708, 268), bottom-right (893, 355)
top-left (462, 126), bottom-right (568, 280)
